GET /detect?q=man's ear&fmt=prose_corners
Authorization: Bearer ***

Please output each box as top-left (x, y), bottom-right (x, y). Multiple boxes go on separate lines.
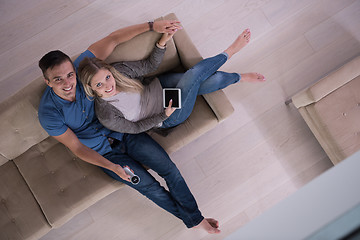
top-left (44, 77), bottom-right (51, 87)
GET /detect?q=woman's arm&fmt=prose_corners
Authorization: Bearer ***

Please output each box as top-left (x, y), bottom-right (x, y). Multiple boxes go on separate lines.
top-left (111, 44), bottom-right (166, 80)
top-left (111, 32), bottom-right (176, 79)
top-left (96, 99), bottom-right (168, 134)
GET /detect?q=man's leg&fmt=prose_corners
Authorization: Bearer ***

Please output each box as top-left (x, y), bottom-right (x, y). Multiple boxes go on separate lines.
top-left (122, 133), bottom-right (205, 228)
top-left (102, 142), bottom-right (184, 221)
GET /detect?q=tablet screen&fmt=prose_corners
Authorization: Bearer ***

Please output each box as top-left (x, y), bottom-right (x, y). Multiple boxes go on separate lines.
top-left (163, 88), bottom-right (181, 109)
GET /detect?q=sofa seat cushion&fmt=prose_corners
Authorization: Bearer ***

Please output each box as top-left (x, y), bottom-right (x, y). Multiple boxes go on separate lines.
top-left (148, 96), bottom-right (218, 154)
top-left (13, 137), bottom-right (123, 228)
top-left (305, 75), bottom-right (360, 162)
top-left (0, 161), bottom-right (51, 240)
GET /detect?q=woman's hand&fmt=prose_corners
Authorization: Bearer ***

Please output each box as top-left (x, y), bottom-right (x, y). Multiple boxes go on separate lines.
top-left (154, 20), bottom-right (182, 33)
top-left (112, 164), bottom-right (131, 182)
top-left (158, 31), bottom-right (176, 47)
top-left (165, 99), bottom-right (176, 117)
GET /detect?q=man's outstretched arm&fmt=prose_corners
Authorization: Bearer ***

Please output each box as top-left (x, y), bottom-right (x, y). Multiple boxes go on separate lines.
top-left (88, 20), bottom-right (181, 60)
top-left (53, 128), bottom-right (131, 181)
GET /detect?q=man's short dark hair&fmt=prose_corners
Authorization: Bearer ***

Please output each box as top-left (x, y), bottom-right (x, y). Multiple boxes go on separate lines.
top-left (39, 50), bottom-right (73, 80)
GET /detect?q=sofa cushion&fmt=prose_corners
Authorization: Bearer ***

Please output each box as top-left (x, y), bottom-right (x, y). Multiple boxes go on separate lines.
top-left (0, 161), bottom-right (51, 240)
top-left (308, 75), bottom-right (360, 163)
top-left (148, 96), bottom-right (218, 154)
top-left (13, 137), bottom-right (123, 228)
top-left (0, 99), bottom-right (48, 160)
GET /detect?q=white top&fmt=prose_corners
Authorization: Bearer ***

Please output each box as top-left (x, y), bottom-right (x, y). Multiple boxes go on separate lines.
top-left (105, 91), bottom-right (142, 122)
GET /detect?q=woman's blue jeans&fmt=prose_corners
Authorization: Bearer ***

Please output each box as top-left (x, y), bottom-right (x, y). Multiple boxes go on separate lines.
top-left (102, 133), bottom-right (203, 228)
top-left (159, 52), bottom-right (240, 128)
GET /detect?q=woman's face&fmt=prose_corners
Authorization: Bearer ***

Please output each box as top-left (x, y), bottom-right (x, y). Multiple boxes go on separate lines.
top-left (90, 68), bottom-right (118, 98)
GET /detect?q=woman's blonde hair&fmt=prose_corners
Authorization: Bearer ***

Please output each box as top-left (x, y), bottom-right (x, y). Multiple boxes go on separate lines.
top-left (78, 57), bottom-right (143, 98)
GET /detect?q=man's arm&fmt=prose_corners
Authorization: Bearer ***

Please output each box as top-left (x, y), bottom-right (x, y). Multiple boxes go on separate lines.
top-left (88, 20), bottom-right (181, 60)
top-left (53, 128), bottom-right (131, 181)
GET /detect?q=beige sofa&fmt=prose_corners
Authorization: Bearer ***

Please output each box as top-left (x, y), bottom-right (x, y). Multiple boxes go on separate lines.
top-left (0, 13), bottom-right (234, 239)
top-left (291, 55), bottom-right (360, 165)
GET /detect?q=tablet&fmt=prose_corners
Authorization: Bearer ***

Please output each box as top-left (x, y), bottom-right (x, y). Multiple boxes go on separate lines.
top-left (163, 88), bottom-right (181, 109)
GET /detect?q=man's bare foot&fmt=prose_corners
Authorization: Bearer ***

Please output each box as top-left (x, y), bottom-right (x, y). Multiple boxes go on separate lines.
top-left (224, 29), bottom-right (251, 59)
top-left (194, 218), bottom-right (220, 234)
top-left (240, 73), bottom-right (266, 82)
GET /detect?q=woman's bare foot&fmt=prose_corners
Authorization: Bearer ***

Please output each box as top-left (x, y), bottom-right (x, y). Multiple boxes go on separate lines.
top-left (194, 218), bottom-right (220, 234)
top-left (224, 29), bottom-right (251, 59)
top-left (240, 73), bottom-right (266, 82)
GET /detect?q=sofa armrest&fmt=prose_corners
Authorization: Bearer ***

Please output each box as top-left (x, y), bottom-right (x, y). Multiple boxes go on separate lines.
top-left (293, 55), bottom-right (360, 108)
top-left (297, 106), bottom-right (344, 164)
top-left (202, 91), bottom-right (234, 122)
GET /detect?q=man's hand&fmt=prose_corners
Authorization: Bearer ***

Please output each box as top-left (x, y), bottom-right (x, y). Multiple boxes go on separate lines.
top-left (112, 164), bottom-right (131, 182)
top-left (154, 20), bottom-right (182, 33)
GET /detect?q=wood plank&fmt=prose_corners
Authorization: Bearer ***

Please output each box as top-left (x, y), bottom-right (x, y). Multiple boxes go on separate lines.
top-left (243, 156), bottom-right (332, 220)
top-left (221, 0), bottom-right (357, 74)
top-left (305, 0), bottom-right (360, 51)
top-left (262, 0), bottom-right (322, 26)
top-left (0, 0), bottom-right (96, 52)
top-left (279, 34), bottom-right (360, 98)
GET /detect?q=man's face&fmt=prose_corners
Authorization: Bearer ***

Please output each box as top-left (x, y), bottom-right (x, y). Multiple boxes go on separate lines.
top-left (45, 60), bottom-right (77, 101)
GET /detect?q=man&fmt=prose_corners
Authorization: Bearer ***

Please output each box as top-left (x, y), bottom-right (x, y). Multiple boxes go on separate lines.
top-left (38, 20), bottom-right (220, 234)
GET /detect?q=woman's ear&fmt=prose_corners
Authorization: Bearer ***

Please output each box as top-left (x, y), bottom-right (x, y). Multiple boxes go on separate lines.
top-left (93, 89), bottom-right (102, 98)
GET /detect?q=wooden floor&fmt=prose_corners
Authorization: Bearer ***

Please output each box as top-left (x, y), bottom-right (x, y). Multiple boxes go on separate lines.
top-left (1, 0), bottom-right (359, 239)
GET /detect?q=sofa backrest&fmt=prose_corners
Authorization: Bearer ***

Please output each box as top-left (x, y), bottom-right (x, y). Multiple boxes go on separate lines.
top-left (0, 76), bottom-right (49, 163)
top-left (105, 27), bottom-right (180, 76)
top-left (293, 55), bottom-right (360, 108)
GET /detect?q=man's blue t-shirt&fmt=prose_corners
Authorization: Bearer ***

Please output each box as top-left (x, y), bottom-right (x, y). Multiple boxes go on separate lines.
top-left (38, 50), bottom-right (123, 155)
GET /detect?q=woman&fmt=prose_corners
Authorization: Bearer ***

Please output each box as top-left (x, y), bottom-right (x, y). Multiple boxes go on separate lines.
top-left (78, 29), bottom-right (265, 134)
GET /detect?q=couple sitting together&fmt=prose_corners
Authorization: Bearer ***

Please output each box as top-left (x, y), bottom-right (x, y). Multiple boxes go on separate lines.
top-left (38, 19), bottom-right (265, 234)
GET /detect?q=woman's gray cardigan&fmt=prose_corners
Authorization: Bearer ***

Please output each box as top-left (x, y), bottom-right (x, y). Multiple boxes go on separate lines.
top-left (94, 45), bottom-right (169, 134)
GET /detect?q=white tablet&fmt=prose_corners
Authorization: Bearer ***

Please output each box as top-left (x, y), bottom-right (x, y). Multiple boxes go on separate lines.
top-left (163, 88), bottom-right (181, 109)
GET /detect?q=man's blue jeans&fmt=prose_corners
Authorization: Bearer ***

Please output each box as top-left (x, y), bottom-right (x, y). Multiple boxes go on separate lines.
top-left (159, 52), bottom-right (240, 128)
top-left (102, 133), bottom-right (203, 228)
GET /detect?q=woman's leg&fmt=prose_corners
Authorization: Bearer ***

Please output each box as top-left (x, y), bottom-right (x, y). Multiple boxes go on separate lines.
top-left (159, 71), bottom-right (240, 95)
top-left (159, 29), bottom-right (265, 128)
top-left (158, 29), bottom-right (263, 93)
top-left (161, 53), bottom-right (229, 128)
